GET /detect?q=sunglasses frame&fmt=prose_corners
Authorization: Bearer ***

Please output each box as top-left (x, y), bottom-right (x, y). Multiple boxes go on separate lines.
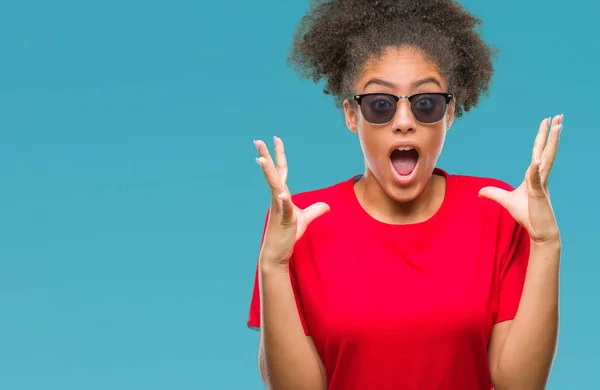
top-left (350, 92), bottom-right (454, 125)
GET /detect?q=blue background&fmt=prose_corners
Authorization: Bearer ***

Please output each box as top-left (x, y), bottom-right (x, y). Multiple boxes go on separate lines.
top-left (0, 0), bottom-right (596, 388)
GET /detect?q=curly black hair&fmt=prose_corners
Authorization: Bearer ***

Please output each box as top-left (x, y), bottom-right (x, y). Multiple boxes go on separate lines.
top-left (288, 0), bottom-right (497, 117)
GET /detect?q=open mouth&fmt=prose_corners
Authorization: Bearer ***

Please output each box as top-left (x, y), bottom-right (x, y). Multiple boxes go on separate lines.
top-left (391, 147), bottom-right (419, 177)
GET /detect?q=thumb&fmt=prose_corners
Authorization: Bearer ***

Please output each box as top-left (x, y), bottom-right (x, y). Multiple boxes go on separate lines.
top-left (478, 186), bottom-right (510, 208)
top-left (302, 202), bottom-right (330, 225)
top-left (528, 159), bottom-right (545, 197)
top-left (278, 192), bottom-right (295, 225)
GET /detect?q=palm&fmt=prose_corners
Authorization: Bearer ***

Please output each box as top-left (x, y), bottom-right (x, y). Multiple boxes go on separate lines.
top-left (254, 137), bottom-right (330, 265)
top-left (292, 206), bottom-right (311, 240)
top-left (274, 181), bottom-right (320, 241)
top-left (502, 181), bottom-right (529, 225)
top-left (479, 115), bottom-right (562, 243)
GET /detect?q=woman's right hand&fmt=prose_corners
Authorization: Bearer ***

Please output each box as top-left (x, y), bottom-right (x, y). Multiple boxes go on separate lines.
top-left (254, 136), bottom-right (330, 269)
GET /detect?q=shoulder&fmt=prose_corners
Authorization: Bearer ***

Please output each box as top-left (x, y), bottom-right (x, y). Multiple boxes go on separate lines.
top-left (445, 170), bottom-right (518, 226)
top-left (447, 170), bottom-right (516, 206)
top-left (258, 176), bottom-right (355, 230)
top-left (448, 171), bottom-right (516, 194)
top-left (289, 175), bottom-right (356, 209)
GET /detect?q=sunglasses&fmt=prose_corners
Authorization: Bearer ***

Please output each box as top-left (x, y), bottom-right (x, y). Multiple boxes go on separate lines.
top-left (350, 92), bottom-right (454, 125)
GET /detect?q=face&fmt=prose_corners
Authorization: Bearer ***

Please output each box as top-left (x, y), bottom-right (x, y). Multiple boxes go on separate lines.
top-left (343, 46), bottom-right (455, 203)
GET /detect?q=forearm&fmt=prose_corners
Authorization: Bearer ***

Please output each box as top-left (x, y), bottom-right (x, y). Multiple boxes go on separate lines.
top-left (494, 239), bottom-right (561, 389)
top-left (258, 262), bottom-right (326, 390)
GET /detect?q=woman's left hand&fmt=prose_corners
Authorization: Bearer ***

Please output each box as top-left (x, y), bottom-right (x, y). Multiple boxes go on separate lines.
top-left (479, 115), bottom-right (563, 244)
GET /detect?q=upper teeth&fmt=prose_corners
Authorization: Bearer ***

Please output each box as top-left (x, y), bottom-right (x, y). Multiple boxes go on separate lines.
top-left (397, 147), bottom-right (414, 151)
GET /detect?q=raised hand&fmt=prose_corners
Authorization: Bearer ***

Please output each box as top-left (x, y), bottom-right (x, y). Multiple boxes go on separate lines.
top-left (479, 115), bottom-right (563, 243)
top-left (254, 137), bottom-right (330, 268)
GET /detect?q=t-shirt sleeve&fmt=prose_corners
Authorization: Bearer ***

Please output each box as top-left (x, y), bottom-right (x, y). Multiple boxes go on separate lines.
top-left (495, 220), bottom-right (530, 323)
top-left (246, 211), bottom-right (311, 335)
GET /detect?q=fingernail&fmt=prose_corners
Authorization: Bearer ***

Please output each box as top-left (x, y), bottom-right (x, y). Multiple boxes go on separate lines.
top-left (273, 136), bottom-right (278, 145)
top-left (558, 114), bottom-right (564, 124)
top-left (255, 157), bottom-right (261, 165)
top-left (253, 140), bottom-right (259, 149)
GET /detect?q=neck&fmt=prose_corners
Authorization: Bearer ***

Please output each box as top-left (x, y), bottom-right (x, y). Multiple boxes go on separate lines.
top-left (354, 170), bottom-right (445, 225)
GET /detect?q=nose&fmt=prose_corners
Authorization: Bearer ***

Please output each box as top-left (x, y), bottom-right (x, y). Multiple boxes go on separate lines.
top-left (391, 98), bottom-right (416, 134)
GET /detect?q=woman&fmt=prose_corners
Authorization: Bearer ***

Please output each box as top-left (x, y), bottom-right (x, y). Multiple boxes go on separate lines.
top-left (247, 1), bottom-right (562, 389)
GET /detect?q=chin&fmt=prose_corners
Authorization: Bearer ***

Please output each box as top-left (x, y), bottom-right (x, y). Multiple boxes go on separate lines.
top-left (384, 180), bottom-right (425, 203)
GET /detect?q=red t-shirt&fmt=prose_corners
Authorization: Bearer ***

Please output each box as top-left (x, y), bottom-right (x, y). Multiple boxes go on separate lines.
top-left (247, 169), bottom-right (530, 390)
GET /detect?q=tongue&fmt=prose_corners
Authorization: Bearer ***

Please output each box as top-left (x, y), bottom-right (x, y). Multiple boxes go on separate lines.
top-left (391, 149), bottom-right (418, 176)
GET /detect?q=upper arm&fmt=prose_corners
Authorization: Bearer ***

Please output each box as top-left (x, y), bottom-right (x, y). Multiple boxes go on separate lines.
top-left (488, 206), bottom-right (530, 384)
top-left (257, 335), bottom-right (326, 389)
top-left (306, 336), bottom-right (327, 382)
top-left (488, 320), bottom-right (512, 383)
top-left (247, 211), bottom-right (311, 335)
top-left (247, 260), bottom-right (312, 335)
top-left (248, 209), bottom-right (326, 389)
top-left (495, 222), bottom-right (530, 323)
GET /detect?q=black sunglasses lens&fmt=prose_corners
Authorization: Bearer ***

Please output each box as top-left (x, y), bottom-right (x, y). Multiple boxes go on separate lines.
top-left (360, 94), bottom-right (397, 124)
top-left (411, 94), bottom-right (447, 123)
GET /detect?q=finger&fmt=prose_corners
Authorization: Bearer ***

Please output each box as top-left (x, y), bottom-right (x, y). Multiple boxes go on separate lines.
top-left (540, 114), bottom-right (563, 180)
top-left (278, 192), bottom-right (295, 225)
top-left (254, 139), bottom-right (276, 169)
top-left (302, 202), bottom-right (330, 225)
top-left (532, 117), bottom-right (551, 163)
top-left (274, 136), bottom-right (288, 184)
top-left (254, 140), bottom-right (283, 195)
top-left (478, 186), bottom-right (510, 209)
top-left (527, 159), bottom-right (545, 197)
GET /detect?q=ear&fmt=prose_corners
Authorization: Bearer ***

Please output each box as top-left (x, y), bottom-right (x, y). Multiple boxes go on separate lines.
top-left (343, 99), bottom-right (359, 134)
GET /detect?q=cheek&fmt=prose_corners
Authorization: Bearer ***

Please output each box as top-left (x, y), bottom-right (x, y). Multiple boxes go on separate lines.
top-left (357, 129), bottom-right (386, 165)
top-left (423, 130), bottom-right (447, 162)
